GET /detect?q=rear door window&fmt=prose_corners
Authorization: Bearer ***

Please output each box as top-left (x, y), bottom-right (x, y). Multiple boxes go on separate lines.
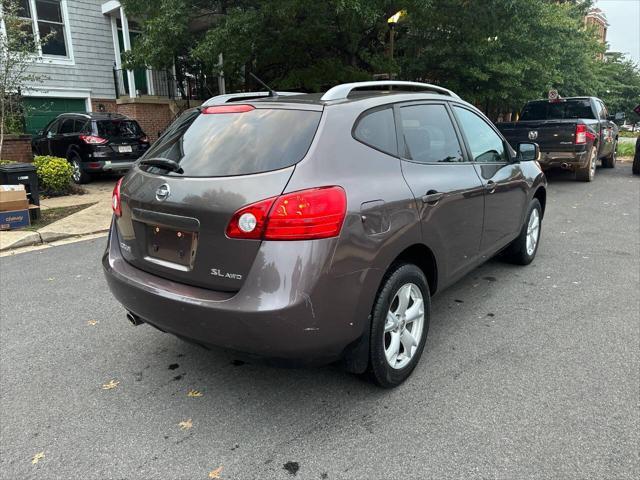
top-left (97, 120), bottom-right (143, 138)
top-left (58, 118), bottom-right (75, 134)
top-left (141, 107), bottom-right (322, 177)
top-left (353, 107), bottom-right (397, 156)
top-left (399, 104), bottom-right (464, 163)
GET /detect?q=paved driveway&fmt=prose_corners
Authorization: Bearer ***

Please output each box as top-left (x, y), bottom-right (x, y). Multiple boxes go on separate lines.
top-left (1, 163), bottom-right (638, 480)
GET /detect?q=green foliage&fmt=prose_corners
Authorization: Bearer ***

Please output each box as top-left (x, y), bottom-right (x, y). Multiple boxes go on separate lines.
top-left (119, 0), bottom-right (640, 120)
top-left (1, 0), bottom-right (49, 150)
top-left (619, 131), bottom-right (640, 138)
top-left (617, 142), bottom-right (635, 158)
top-left (33, 156), bottom-right (74, 194)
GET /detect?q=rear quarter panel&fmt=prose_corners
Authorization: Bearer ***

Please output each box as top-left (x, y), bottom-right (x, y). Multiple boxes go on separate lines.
top-left (284, 104), bottom-right (422, 340)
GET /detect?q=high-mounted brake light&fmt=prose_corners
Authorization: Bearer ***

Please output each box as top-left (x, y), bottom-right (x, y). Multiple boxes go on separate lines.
top-left (79, 135), bottom-right (108, 145)
top-left (226, 186), bottom-right (347, 241)
top-left (201, 104), bottom-right (255, 114)
top-left (112, 177), bottom-right (123, 217)
top-left (575, 124), bottom-right (595, 145)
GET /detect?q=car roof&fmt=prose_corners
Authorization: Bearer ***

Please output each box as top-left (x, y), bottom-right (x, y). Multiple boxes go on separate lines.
top-left (204, 81), bottom-right (461, 109)
top-left (56, 112), bottom-right (132, 121)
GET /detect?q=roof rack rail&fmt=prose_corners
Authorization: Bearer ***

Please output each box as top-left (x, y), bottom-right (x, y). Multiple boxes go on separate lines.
top-left (320, 81), bottom-right (459, 101)
top-left (203, 91), bottom-right (300, 106)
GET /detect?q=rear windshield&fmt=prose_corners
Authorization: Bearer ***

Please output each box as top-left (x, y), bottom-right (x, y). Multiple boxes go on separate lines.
top-left (520, 100), bottom-right (595, 121)
top-left (96, 120), bottom-right (143, 138)
top-left (140, 107), bottom-right (321, 177)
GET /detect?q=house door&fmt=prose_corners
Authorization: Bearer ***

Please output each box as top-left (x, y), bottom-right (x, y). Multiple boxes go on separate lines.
top-left (117, 29), bottom-right (148, 95)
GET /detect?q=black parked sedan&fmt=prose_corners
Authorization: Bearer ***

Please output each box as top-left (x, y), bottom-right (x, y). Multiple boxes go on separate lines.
top-left (32, 112), bottom-right (150, 184)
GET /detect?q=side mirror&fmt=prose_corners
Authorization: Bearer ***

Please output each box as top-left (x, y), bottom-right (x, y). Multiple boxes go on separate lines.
top-left (516, 142), bottom-right (539, 162)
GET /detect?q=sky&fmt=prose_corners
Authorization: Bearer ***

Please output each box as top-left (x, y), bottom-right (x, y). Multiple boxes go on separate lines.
top-left (596, 0), bottom-right (640, 64)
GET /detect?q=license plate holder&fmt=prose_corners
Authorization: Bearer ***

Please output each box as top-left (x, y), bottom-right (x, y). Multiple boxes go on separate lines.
top-left (146, 225), bottom-right (195, 267)
top-left (118, 145), bottom-right (133, 153)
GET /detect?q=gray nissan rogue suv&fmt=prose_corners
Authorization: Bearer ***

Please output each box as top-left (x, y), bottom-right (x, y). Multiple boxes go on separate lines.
top-left (103, 81), bottom-right (547, 387)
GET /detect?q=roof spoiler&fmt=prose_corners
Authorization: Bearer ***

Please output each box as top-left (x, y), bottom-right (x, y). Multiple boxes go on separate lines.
top-left (202, 91), bottom-right (300, 106)
top-left (320, 81), bottom-right (460, 101)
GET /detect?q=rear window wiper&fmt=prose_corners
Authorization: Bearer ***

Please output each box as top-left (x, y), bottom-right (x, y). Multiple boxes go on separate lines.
top-left (138, 158), bottom-right (184, 174)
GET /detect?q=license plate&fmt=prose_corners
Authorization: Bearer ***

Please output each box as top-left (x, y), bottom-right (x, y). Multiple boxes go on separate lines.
top-left (118, 145), bottom-right (133, 153)
top-left (147, 225), bottom-right (195, 267)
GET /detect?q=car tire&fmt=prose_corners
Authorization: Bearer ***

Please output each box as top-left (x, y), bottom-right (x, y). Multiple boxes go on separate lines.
top-left (368, 263), bottom-right (431, 388)
top-left (601, 140), bottom-right (617, 168)
top-left (633, 140), bottom-right (640, 175)
top-left (69, 153), bottom-right (91, 184)
top-left (576, 146), bottom-right (596, 182)
top-left (504, 198), bottom-right (542, 266)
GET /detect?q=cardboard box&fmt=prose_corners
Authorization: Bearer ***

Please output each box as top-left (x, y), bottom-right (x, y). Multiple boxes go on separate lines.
top-left (0, 209), bottom-right (31, 230)
top-left (0, 188), bottom-right (29, 212)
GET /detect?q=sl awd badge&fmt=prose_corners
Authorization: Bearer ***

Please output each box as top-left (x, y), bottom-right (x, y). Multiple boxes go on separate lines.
top-left (156, 183), bottom-right (170, 201)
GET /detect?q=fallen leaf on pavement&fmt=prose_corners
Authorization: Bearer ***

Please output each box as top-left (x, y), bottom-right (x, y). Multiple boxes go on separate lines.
top-left (208, 466), bottom-right (223, 478)
top-left (32, 452), bottom-right (45, 464)
top-left (86, 320), bottom-right (99, 326)
top-left (101, 379), bottom-right (119, 390)
top-left (178, 419), bottom-right (193, 430)
top-left (187, 389), bottom-right (203, 397)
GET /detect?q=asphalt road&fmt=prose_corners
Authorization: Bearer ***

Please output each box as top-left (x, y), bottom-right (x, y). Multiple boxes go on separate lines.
top-left (1, 163), bottom-right (638, 480)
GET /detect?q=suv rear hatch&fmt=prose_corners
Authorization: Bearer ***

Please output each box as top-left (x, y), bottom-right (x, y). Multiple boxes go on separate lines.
top-left (115, 103), bottom-right (323, 292)
top-left (95, 119), bottom-right (147, 158)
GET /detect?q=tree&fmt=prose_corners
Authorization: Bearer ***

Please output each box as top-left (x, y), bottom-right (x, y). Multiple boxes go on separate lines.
top-left (0, 0), bottom-right (47, 158)
top-left (594, 54), bottom-right (640, 124)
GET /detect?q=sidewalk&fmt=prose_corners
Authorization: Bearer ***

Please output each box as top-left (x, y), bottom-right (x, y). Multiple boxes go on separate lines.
top-left (0, 179), bottom-right (115, 251)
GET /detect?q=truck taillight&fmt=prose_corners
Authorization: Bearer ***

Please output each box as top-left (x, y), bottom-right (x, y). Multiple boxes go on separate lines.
top-left (575, 124), bottom-right (595, 145)
top-left (226, 186), bottom-right (347, 241)
top-left (112, 178), bottom-right (123, 217)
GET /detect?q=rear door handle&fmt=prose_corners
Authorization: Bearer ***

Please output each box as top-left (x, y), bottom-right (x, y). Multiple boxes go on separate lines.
top-left (422, 191), bottom-right (444, 205)
top-left (485, 181), bottom-right (497, 193)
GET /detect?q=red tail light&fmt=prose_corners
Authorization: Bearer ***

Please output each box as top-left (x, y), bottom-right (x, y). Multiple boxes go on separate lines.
top-left (112, 178), bottom-right (123, 217)
top-left (79, 135), bottom-right (108, 145)
top-left (575, 124), bottom-right (595, 145)
top-left (226, 186), bottom-right (347, 241)
top-left (202, 104), bottom-right (255, 114)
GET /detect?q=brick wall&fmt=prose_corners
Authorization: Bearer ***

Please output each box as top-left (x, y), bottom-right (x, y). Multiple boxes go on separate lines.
top-left (116, 102), bottom-right (173, 142)
top-left (1, 135), bottom-right (33, 162)
top-left (92, 99), bottom-right (118, 113)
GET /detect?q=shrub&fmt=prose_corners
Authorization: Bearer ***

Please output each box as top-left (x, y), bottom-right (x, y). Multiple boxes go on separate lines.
top-left (33, 155), bottom-right (73, 195)
top-left (0, 160), bottom-right (16, 165)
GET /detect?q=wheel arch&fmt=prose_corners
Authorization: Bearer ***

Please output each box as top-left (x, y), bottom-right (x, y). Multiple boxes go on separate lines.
top-left (533, 186), bottom-right (546, 219)
top-left (390, 243), bottom-right (438, 296)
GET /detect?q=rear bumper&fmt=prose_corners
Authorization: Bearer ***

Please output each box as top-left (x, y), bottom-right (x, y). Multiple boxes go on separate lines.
top-left (102, 221), bottom-right (367, 363)
top-left (84, 160), bottom-right (136, 173)
top-left (538, 150), bottom-right (588, 169)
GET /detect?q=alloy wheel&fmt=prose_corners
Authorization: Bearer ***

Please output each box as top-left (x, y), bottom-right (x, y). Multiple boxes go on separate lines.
top-left (384, 283), bottom-right (425, 370)
top-left (526, 208), bottom-right (540, 256)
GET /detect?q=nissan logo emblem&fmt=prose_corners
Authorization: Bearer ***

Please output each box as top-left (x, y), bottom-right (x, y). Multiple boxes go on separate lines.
top-left (155, 183), bottom-right (170, 201)
top-left (528, 130), bottom-right (538, 140)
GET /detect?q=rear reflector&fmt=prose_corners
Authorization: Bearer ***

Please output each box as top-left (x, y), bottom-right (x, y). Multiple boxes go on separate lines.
top-left (226, 186), bottom-right (347, 241)
top-left (201, 104), bottom-right (255, 114)
top-left (79, 135), bottom-right (108, 145)
top-left (112, 177), bottom-right (123, 217)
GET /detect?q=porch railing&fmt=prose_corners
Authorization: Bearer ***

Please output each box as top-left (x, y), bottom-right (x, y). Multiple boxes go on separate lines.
top-left (113, 67), bottom-right (209, 101)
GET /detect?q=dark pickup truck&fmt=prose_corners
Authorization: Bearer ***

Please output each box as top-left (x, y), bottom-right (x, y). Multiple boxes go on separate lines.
top-left (497, 97), bottom-right (619, 182)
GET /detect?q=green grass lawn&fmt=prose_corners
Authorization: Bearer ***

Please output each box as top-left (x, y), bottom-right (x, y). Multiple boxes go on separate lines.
top-left (23, 203), bottom-right (96, 231)
top-left (617, 142), bottom-right (636, 158)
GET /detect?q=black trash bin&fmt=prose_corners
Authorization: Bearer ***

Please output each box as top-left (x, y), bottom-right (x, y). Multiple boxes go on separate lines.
top-left (0, 163), bottom-right (40, 220)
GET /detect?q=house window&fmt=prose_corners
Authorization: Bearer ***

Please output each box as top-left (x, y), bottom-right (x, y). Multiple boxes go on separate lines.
top-left (15, 0), bottom-right (69, 57)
